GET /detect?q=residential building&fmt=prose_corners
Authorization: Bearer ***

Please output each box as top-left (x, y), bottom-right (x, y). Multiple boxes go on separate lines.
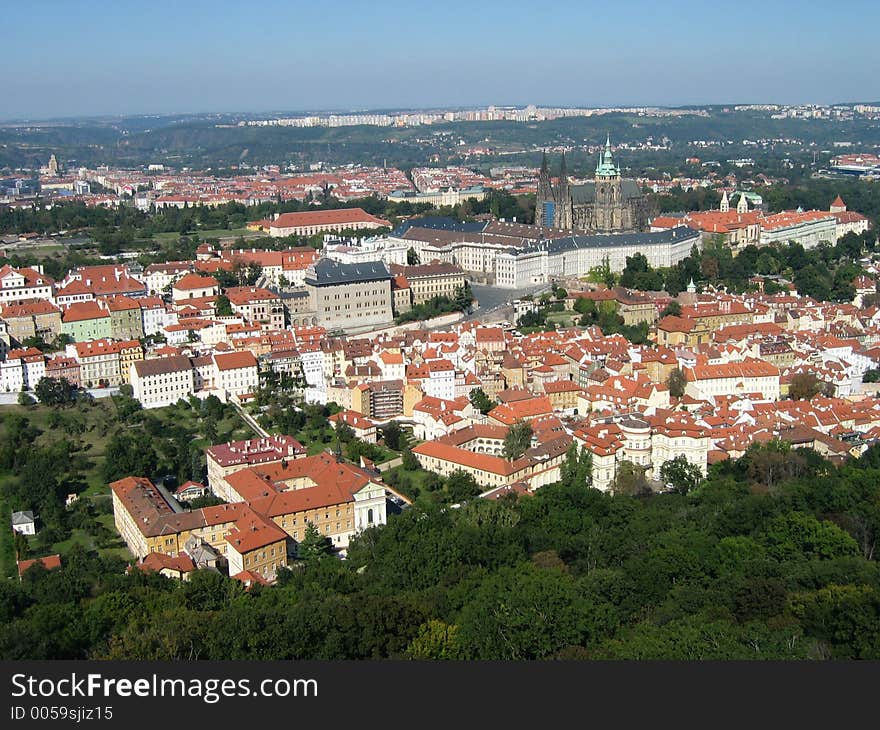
top-left (388, 262), bottom-right (467, 305)
top-left (172, 273), bottom-right (219, 302)
top-left (0, 265), bottom-right (55, 304)
top-left (73, 339), bottom-right (123, 387)
top-left (213, 351), bottom-right (259, 399)
top-left (0, 299), bottom-right (62, 345)
top-left (130, 355), bottom-right (196, 408)
top-left (225, 287), bottom-right (285, 331)
top-left (103, 295), bottom-right (145, 340)
top-left (61, 301), bottom-right (111, 342)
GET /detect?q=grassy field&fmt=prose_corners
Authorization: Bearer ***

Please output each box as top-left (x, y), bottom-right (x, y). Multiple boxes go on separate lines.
top-left (0, 397), bottom-right (252, 567)
top-left (151, 227), bottom-right (255, 243)
top-left (5, 243), bottom-right (67, 259)
top-left (545, 310), bottom-right (579, 326)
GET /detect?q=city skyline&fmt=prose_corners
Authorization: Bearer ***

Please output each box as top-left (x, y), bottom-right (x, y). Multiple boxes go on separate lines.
top-left (7, 0), bottom-right (880, 120)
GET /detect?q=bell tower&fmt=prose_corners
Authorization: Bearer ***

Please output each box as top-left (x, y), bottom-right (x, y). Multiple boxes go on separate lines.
top-left (594, 134), bottom-right (622, 232)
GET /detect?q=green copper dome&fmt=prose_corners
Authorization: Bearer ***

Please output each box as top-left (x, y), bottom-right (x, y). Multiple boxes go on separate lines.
top-left (595, 133), bottom-right (620, 177)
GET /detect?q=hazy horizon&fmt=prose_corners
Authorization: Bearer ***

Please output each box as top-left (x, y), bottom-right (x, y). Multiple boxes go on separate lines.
top-left (5, 96), bottom-right (880, 126)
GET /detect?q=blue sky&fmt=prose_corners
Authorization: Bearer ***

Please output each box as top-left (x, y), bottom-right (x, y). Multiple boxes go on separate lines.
top-left (6, 0), bottom-right (880, 119)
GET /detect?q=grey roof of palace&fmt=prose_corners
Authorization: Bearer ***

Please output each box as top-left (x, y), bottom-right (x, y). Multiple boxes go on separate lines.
top-left (392, 216), bottom-right (486, 237)
top-left (305, 258), bottom-right (391, 286)
top-left (510, 226), bottom-right (702, 257)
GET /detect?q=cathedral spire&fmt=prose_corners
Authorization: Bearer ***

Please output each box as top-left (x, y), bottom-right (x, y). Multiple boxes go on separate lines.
top-left (540, 150), bottom-right (548, 175)
top-left (559, 151), bottom-right (567, 181)
top-left (596, 133), bottom-right (618, 177)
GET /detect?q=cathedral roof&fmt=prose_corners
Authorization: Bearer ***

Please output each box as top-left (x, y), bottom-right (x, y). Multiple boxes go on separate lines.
top-left (569, 179), bottom-right (643, 204)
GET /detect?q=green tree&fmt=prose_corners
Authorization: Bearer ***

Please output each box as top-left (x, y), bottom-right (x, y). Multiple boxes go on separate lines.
top-left (34, 377), bottom-right (77, 406)
top-left (559, 442), bottom-right (593, 488)
top-left (446, 470), bottom-right (481, 502)
top-left (611, 460), bottom-right (650, 496)
top-left (659, 456), bottom-right (703, 495)
top-left (401, 448), bottom-right (420, 471)
top-left (456, 564), bottom-right (615, 659)
top-left (667, 367), bottom-right (687, 399)
top-left (214, 294), bottom-right (234, 317)
top-left (502, 420), bottom-right (533, 461)
top-left (297, 523), bottom-right (333, 562)
top-left (468, 387), bottom-right (495, 415)
top-left (406, 620), bottom-right (462, 659)
top-left (791, 584), bottom-right (880, 659)
top-left (763, 511), bottom-right (859, 561)
top-left (573, 297), bottom-right (597, 315)
top-left (407, 247), bottom-right (420, 265)
top-left (453, 282), bottom-right (474, 311)
top-left (380, 421), bottom-right (403, 451)
top-left (660, 301), bottom-right (681, 318)
top-left (102, 430), bottom-right (158, 482)
top-left (335, 422), bottom-right (355, 444)
top-left (788, 372), bottom-right (822, 400)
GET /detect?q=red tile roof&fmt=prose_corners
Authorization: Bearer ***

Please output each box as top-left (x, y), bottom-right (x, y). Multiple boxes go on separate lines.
top-left (266, 208), bottom-right (390, 230)
top-left (173, 273), bottom-right (219, 291)
top-left (214, 350), bottom-right (258, 371)
top-left (17, 554), bottom-right (61, 577)
top-left (62, 300), bottom-right (109, 323)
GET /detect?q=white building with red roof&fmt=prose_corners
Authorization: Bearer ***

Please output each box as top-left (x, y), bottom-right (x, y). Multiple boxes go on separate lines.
top-left (172, 273), bottom-right (219, 302)
top-left (1, 347), bottom-right (45, 391)
top-left (684, 357), bottom-right (780, 402)
top-left (255, 208), bottom-right (391, 237)
top-left (0, 265), bottom-right (54, 303)
top-left (328, 409), bottom-right (378, 443)
top-left (212, 350), bottom-right (258, 399)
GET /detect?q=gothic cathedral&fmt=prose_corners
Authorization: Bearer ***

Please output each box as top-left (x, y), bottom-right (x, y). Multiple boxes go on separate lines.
top-left (536, 135), bottom-right (652, 233)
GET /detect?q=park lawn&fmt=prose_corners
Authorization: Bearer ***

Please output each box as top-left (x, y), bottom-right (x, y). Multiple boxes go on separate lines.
top-left (195, 227), bottom-right (254, 240)
top-left (151, 228), bottom-right (254, 243)
top-left (1, 400), bottom-right (117, 497)
top-left (545, 310), bottom-right (578, 325)
top-left (370, 444), bottom-right (398, 464)
top-left (48, 528), bottom-right (94, 555)
top-left (150, 231), bottom-right (181, 243)
top-left (0, 395), bottom-right (252, 511)
top-left (382, 464), bottom-right (434, 490)
top-left (19, 243), bottom-right (66, 258)
top-left (0, 397), bottom-right (260, 567)
top-left (306, 440), bottom-right (333, 456)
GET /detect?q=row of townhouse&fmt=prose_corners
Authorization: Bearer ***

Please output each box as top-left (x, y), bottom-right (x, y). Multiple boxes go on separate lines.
top-left (130, 350), bottom-right (259, 407)
top-left (0, 339), bottom-right (144, 392)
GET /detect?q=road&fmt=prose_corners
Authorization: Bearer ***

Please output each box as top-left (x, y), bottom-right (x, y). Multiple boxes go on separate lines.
top-left (465, 282), bottom-right (551, 324)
